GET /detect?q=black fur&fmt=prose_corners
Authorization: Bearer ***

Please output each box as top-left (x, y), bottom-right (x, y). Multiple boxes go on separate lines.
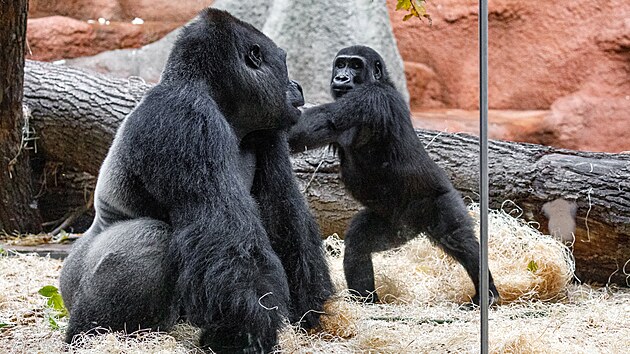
top-left (60, 8), bottom-right (332, 353)
top-left (288, 45), bottom-right (499, 306)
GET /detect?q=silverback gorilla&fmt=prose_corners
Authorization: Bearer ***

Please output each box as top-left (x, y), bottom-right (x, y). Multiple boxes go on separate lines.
top-left (60, 9), bottom-right (333, 353)
top-left (288, 46), bottom-right (499, 306)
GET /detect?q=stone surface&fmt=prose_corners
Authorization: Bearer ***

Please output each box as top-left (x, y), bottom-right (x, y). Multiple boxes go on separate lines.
top-left (263, 0), bottom-right (409, 104)
top-left (411, 109), bottom-right (549, 144)
top-left (388, 0), bottom-right (630, 111)
top-left (29, 0), bottom-right (121, 20)
top-left (26, 16), bottom-right (180, 61)
top-left (404, 61), bottom-right (446, 109)
top-left (29, 0), bottom-right (214, 22)
top-left (66, 0), bottom-right (410, 105)
top-left (26, 1), bottom-right (630, 152)
top-left (64, 26), bottom-right (179, 81)
top-left (388, 0), bottom-right (630, 152)
top-left (542, 93), bottom-right (630, 153)
top-left (117, 0), bottom-right (215, 22)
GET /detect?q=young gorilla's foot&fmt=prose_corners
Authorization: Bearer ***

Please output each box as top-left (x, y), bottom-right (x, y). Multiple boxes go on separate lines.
top-left (463, 286), bottom-right (500, 310)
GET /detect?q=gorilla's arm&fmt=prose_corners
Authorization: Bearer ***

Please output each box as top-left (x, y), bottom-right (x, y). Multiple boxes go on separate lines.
top-left (287, 84), bottom-right (398, 153)
top-left (246, 131), bottom-right (333, 329)
top-left (287, 100), bottom-right (360, 152)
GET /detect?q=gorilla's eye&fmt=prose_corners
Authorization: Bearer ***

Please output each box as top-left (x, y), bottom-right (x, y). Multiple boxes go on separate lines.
top-left (247, 44), bottom-right (263, 69)
top-left (335, 60), bottom-right (345, 69)
top-left (350, 62), bottom-right (363, 70)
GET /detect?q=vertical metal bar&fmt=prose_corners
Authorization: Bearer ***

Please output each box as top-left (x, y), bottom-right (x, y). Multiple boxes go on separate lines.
top-left (479, 0), bottom-right (490, 353)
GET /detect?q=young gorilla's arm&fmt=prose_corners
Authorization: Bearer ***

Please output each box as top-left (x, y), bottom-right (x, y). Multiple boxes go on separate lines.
top-left (287, 85), bottom-right (392, 153)
top-left (287, 97), bottom-right (362, 152)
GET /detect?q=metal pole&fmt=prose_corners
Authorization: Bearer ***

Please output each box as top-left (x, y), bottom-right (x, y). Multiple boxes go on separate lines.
top-left (479, 0), bottom-right (490, 353)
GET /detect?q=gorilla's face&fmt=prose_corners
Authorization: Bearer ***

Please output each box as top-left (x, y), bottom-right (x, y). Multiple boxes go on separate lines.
top-left (330, 46), bottom-right (386, 101)
top-left (234, 30), bottom-right (304, 136)
top-left (330, 55), bottom-right (367, 99)
top-left (165, 10), bottom-right (304, 139)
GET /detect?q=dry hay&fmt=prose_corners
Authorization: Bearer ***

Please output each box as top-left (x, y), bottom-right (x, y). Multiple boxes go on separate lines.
top-left (1, 206), bottom-right (629, 353)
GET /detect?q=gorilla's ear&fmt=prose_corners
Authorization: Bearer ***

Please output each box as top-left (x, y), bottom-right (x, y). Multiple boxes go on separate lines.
top-left (247, 44), bottom-right (263, 69)
top-left (374, 61), bottom-right (383, 81)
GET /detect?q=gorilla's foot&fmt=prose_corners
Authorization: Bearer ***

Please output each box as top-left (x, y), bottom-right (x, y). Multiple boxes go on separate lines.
top-left (200, 330), bottom-right (267, 354)
top-left (347, 290), bottom-right (380, 304)
top-left (466, 287), bottom-right (500, 310)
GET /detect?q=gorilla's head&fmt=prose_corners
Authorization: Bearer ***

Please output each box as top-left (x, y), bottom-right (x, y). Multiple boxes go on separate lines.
top-left (162, 8), bottom-right (304, 139)
top-left (329, 46), bottom-right (393, 100)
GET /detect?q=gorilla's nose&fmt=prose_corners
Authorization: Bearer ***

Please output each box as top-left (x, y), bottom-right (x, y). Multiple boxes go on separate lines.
top-left (288, 80), bottom-right (305, 108)
top-left (333, 74), bottom-right (350, 85)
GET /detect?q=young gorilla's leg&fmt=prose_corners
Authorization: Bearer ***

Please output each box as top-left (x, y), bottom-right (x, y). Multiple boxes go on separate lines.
top-left (62, 219), bottom-right (176, 343)
top-left (408, 190), bottom-right (499, 305)
top-left (248, 131), bottom-right (334, 329)
top-left (343, 209), bottom-right (412, 303)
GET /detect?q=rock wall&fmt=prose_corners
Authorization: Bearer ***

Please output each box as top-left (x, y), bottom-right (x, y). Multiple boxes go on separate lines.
top-left (29, 0), bottom-right (215, 22)
top-left (26, 16), bottom-right (180, 61)
top-left (24, 0), bottom-right (630, 152)
top-left (48, 0), bottom-right (409, 105)
top-left (262, 0), bottom-right (409, 104)
top-left (388, 0), bottom-right (629, 152)
top-left (388, 0), bottom-right (629, 110)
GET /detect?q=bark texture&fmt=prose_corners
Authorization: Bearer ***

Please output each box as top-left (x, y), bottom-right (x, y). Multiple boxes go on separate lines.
top-left (293, 134), bottom-right (630, 285)
top-left (23, 61), bottom-right (149, 176)
top-left (0, 1), bottom-right (42, 233)
top-left (22, 60), bottom-right (630, 284)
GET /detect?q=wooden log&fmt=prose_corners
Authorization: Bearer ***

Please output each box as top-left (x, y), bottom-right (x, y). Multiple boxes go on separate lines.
top-left (293, 135), bottom-right (630, 285)
top-left (22, 60), bottom-right (630, 285)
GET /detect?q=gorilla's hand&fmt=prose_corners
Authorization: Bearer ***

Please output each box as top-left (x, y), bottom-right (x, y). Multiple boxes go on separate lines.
top-left (287, 80), bottom-right (305, 108)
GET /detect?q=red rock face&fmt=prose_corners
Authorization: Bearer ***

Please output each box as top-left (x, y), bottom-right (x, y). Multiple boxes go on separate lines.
top-left (26, 16), bottom-right (181, 61)
top-left (26, 1), bottom-right (215, 61)
top-left (543, 93), bottom-right (630, 153)
top-left (388, 0), bottom-right (629, 152)
top-left (388, 0), bottom-right (629, 110)
top-left (29, 0), bottom-right (122, 20)
top-left (24, 1), bottom-right (629, 152)
top-left (29, 0), bottom-right (214, 21)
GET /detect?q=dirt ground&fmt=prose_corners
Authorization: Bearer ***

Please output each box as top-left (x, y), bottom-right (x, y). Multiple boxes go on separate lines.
top-left (1, 209), bottom-right (629, 353)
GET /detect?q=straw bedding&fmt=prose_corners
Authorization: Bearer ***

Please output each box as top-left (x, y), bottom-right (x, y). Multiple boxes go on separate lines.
top-left (1, 207), bottom-right (628, 353)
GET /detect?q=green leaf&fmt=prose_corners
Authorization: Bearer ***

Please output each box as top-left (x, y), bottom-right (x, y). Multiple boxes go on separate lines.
top-left (38, 285), bottom-right (68, 318)
top-left (397, 0), bottom-right (412, 11)
top-left (395, 0), bottom-right (431, 24)
top-left (47, 315), bottom-right (60, 330)
top-left (38, 285), bottom-right (59, 297)
top-left (0, 322), bottom-right (10, 329)
top-left (416, 2), bottom-right (427, 16)
top-left (527, 260), bottom-right (539, 273)
top-left (52, 230), bottom-right (69, 243)
top-left (50, 295), bottom-right (68, 317)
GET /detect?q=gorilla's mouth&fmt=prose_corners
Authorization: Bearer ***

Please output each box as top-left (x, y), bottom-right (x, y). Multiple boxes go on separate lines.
top-left (332, 85), bottom-right (352, 99)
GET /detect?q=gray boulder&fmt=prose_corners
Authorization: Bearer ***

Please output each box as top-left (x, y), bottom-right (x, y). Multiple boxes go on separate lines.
top-left (263, 0), bottom-right (408, 103)
top-left (66, 0), bottom-right (409, 104)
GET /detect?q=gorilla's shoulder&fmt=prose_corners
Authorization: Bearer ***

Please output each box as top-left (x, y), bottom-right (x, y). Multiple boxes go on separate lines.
top-left (120, 81), bottom-right (232, 144)
top-left (143, 81), bottom-right (213, 108)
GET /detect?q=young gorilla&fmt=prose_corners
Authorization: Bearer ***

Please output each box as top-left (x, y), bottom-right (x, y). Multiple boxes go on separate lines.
top-left (288, 46), bottom-right (499, 306)
top-left (60, 9), bottom-right (333, 353)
